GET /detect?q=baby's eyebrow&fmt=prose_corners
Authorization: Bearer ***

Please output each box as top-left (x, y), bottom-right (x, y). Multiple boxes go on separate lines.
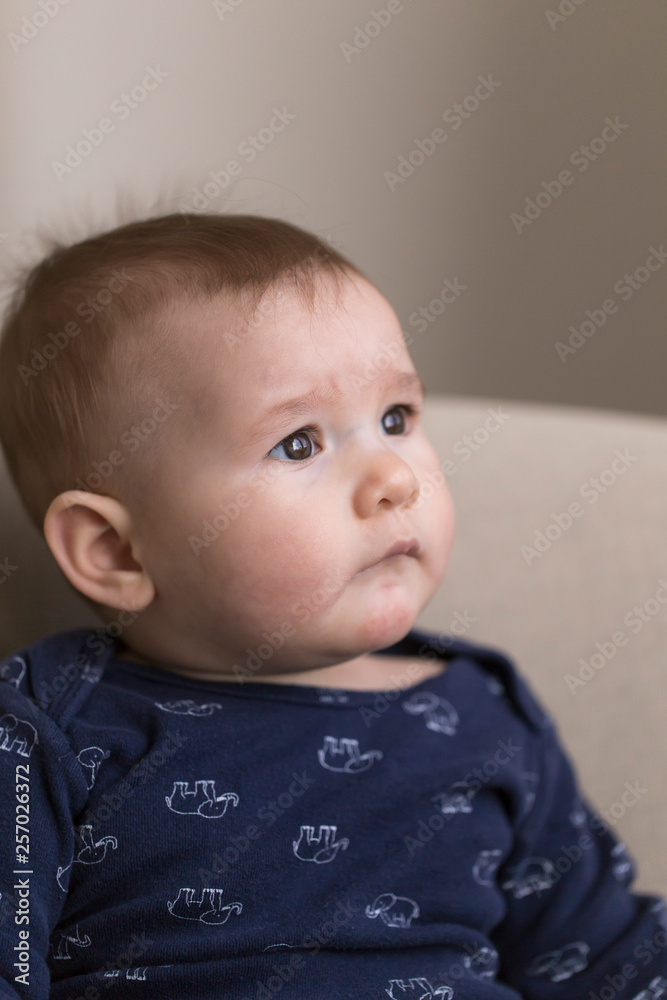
top-left (247, 370), bottom-right (425, 444)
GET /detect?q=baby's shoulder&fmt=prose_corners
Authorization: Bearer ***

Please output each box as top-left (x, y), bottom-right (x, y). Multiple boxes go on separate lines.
top-left (0, 627), bottom-right (108, 725)
top-left (410, 629), bottom-right (553, 734)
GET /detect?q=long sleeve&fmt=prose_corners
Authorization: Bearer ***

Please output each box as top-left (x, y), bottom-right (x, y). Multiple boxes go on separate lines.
top-left (491, 714), bottom-right (667, 999)
top-left (2, 624), bottom-right (666, 999)
top-left (0, 670), bottom-right (89, 999)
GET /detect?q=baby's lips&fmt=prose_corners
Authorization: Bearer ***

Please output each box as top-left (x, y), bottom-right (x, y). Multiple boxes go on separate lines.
top-left (361, 537), bottom-right (420, 572)
top-left (384, 538), bottom-right (420, 560)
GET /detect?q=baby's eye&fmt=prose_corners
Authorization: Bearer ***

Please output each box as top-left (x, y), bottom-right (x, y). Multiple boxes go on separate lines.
top-left (382, 404), bottom-right (418, 435)
top-left (267, 427), bottom-right (319, 462)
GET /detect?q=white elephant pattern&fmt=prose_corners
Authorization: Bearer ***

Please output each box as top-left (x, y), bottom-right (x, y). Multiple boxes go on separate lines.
top-left (167, 887), bottom-right (242, 924)
top-left (292, 824), bottom-right (349, 864)
top-left (318, 736), bottom-right (383, 773)
top-left (365, 893), bottom-right (420, 928)
top-left (526, 941), bottom-right (589, 982)
top-left (165, 780), bottom-right (239, 818)
top-left (0, 713), bottom-right (37, 757)
top-left (402, 692), bottom-right (459, 736)
top-left (385, 978), bottom-right (453, 999)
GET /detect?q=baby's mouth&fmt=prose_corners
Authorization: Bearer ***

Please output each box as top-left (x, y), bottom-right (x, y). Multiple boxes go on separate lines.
top-left (359, 538), bottom-right (420, 574)
top-left (382, 539), bottom-right (420, 560)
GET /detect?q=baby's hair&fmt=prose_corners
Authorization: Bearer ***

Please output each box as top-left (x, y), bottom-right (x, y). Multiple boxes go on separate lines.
top-left (0, 212), bottom-right (361, 533)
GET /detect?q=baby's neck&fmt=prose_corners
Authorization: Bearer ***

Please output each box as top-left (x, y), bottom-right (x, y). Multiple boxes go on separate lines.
top-left (115, 644), bottom-right (445, 691)
top-left (234, 652), bottom-right (446, 690)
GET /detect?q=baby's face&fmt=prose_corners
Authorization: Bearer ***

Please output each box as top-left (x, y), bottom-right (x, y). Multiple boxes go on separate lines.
top-left (132, 272), bottom-right (455, 677)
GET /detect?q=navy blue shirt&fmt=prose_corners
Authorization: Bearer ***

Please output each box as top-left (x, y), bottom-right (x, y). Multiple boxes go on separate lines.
top-left (0, 626), bottom-right (666, 999)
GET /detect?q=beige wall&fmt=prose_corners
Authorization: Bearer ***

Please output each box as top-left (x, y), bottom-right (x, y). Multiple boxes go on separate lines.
top-left (0, 0), bottom-right (665, 415)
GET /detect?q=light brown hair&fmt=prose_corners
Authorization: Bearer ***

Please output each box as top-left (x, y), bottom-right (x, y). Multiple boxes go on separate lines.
top-left (0, 213), bottom-right (362, 532)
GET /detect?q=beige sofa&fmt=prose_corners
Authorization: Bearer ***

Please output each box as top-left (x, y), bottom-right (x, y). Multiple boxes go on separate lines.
top-left (2, 395), bottom-right (666, 895)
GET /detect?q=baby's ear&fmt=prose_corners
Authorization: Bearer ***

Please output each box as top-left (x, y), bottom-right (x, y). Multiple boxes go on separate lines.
top-left (43, 491), bottom-right (155, 612)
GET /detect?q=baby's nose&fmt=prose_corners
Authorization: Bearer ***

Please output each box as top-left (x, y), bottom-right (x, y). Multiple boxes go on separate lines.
top-left (352, 448), bottom-right (420, 518)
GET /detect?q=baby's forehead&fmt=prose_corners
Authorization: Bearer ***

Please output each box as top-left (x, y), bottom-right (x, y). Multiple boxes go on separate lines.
top-left (140, 274), bottom-right (415, 465)
top-left (170, 273), bottom-right (396, 391)
top-left (170, 273), bottom-right (379, 363)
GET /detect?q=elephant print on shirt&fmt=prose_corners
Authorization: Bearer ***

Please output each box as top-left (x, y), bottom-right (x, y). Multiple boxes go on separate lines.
top-left (0, 656), bottom-right (25, 689)
top-left (75, 824), bottom-right (118, 864)
top-left (631, 977), bottom-right (667, 999)
top-left (0, 713), bottom-right (37, 757)
top-left (167, 887), bottom-right (242, 924)
top-left (611, 842), bottom-right (634, 882)
top-left (52, 925), bottom-right (91, 960)
top-left (365, 893), bottom-right (420, 928)
top-left (501, 857), bottom-right (557, 898)
top-left (402, 692), bottom-right (459, 736)
top-left (472, 848), bottom-right (503, 886)
top-left (165, 780), bottom-right (239, 819)
top-left (80, 664), bottom-right (103, 685)
top-left (56, 825), bottom-right (118, 891)
top-left (318, 736), bottom-right (383, 774)
top-left (433, 782), bottom-right (476, 815)
top-left (292, 825), bottom-right (349, 864)
top-left (317, 690), bottom-right (350, 704)
top-left (526, 941), bottom-right (589, 982)
top-left (385, 978), bottom-right (453, 999)
top-left (486, 676), bottom-right (505, 697)
top-left (464, 945), bottom-right (499, 979)
top-left (104, 966), bottom-right (173, 982)
top-left (569, 796), bottom-right (588, 828)
top-left (156, 699), bottom-right (222, 716)
top-left (105, 968), bottom-right (147, 981)
top-left (77, 746), bottom-right (110, 789)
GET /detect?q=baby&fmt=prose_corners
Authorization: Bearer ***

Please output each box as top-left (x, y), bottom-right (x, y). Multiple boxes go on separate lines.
top-left (0, 213), bottom-right (665, 1000)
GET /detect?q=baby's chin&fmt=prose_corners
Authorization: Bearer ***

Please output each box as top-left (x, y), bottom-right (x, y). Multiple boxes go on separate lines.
top-left (350, 599), bottom-right (420, 655)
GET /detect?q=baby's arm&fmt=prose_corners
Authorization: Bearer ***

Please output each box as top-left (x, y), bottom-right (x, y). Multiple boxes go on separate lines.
top-left (0, 669), bottom-right (86, 998)
top-left (492, 717), bottom-right (667, 998)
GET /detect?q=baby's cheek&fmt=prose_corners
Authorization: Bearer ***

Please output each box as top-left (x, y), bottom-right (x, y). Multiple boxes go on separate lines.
top-left (238, 515), bottom-right (335, 604)
top-left (421, 477), bottom-right (455, 570)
